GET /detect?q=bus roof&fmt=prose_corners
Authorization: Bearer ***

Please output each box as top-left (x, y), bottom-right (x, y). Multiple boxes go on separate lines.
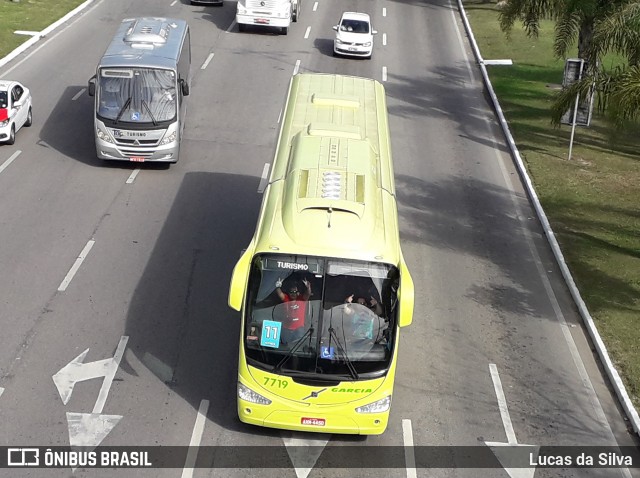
top-left (256, 73), bottom-right (401, 265)
top-left (98, 17), bottom-right (188, 70)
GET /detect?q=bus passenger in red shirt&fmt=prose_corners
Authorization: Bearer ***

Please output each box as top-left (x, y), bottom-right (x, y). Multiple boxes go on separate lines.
top-left (275, 277), bottom-right (311, 344)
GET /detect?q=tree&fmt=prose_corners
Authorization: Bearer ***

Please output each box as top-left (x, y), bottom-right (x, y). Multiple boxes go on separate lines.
top-left (498, 0), bottom-right (640, 125)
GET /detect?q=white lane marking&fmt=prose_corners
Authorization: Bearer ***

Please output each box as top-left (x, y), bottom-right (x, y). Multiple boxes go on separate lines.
top-left (402, 419), bottom-right (417, 478)
top-left (258, 163), bottom-right (271, 193)
top-left (201, 53), bottom-right (215, 70)
top-left (58, 239), bottom-right (95, 291)
top-left (304, 26), bottom-right (311, 39)
top-left (226, 20), bottom-right (237, 33)
top-left (449, 0), bottom-right (475, 86)
top-left (489, 364), bottom-right (517, 444)
top-left (14, 30), bottom-right (40, 36)
top-left (170, 0), bottom-right (178, 5)
top-left (72, 88), bottom-right (86, 101)
top-left (313, 1), bottom-right (318, 11)
top-left (181, 399), bottom-right (210, 478)
top-left (0, 387), bottom-right (4, 399)
top-left (126, 168), bottom-right (141, 184)
top-left (383, 33), bottom-right (387, 46)
top-left (383, 7), bottom-right (387, 16)
top-left (382, 66), bottom-right (388, 82)
top-left (277, 108), bottom-right (283, 124)
top-left (0, 150), bottom-right (21, 175)
top-left (293, 59), bottom-right (301, 75)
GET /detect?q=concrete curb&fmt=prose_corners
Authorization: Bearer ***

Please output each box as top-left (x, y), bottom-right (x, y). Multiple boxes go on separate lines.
top-left (0, 0), bottom-right (95, 70)
top-left (456, 0), bottom-right (640, 436)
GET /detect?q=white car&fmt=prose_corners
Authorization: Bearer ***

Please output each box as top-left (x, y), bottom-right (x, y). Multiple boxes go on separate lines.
top-left (0, 80), bottom-right (33, 145)
top-left (333, 12), bottom-right (377, 59)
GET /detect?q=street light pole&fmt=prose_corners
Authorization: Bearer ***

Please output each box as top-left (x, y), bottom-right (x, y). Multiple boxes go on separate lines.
top-left (568, 59), bottom-right (585, 161)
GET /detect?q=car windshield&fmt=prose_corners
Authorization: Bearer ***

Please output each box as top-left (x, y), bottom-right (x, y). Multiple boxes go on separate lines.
top-left (244, 254), bottom-right (399, 379)
top-left (0, 91), bottom-right (7, 109)
top-left (340, 19), bottom-right (370, 34)
top-left (97, 67), bottom-right (177, 124)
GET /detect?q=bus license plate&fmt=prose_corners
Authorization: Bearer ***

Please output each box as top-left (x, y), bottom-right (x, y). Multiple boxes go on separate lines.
top-left (255, 18), bottom-right (269, 24)
top-left (301, 417), bottom-right (325, 426)
top-left (129, 156), bottom-right (145, 162)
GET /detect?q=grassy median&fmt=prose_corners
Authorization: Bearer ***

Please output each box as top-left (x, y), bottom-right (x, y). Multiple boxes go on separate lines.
top-left (463, 0), bottom-right (640, 408)
top-left (0, 0), bottom-right (87, 59)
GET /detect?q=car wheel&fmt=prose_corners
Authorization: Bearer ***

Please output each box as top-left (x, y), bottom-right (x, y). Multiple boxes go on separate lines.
top-left (25, 107), bottom-right (33, 127)
top-left (7, 125), bottom-right (15, 145)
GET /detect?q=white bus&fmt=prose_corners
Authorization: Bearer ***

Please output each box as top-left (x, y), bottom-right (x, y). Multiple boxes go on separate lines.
top-left (236, 0), bottom-right (300, 35)
top-left (88, 18), bottom-right (191, 163)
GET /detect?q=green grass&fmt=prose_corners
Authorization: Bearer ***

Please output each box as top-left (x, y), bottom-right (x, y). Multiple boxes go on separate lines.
top-left (464, 0), bottom-right (640, 408)
top-left (0, 0), bottom-right (86, 59)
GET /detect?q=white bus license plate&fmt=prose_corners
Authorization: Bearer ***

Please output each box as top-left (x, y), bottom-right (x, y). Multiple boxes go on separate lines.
top-left (255, 18), bottom-right (269, 24)
top-left (129, 156), bottom-right (145, 162)
top-left (301, 417), bottom-right (325, 426)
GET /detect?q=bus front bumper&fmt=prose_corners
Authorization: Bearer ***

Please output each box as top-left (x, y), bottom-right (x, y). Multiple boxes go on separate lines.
top-left (238, 400), bottom-right (389, 435)
top-left (96, 141), bottom-right (178, 163)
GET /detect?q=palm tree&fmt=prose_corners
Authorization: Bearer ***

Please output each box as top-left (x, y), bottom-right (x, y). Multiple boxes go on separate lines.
top-left (498, 0), bottom-right (640, 125)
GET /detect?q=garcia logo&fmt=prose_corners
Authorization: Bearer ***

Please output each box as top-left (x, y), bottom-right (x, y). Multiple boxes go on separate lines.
top-left (331, 388), bottom-right (372, 393)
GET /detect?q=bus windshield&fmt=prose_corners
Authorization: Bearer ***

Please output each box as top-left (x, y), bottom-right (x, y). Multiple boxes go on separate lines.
top-left (244, 254), bottom-right (400, 379)
top-left (97, 68), bottom-right (177, 124)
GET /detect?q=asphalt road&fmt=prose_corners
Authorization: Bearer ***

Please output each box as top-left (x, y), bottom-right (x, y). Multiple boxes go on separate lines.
top-left (0, 0), bottom-right (638, 477)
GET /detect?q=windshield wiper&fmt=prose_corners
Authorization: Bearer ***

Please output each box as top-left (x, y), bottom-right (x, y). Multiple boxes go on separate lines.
top-left (115, 97), bottom-right (132, 124)
top-left (141, 100), bottom-right (157, 126)
top-left (327, 327), bottom-right (359, 380)
top-left (273, 327), bottom-right (314, 373)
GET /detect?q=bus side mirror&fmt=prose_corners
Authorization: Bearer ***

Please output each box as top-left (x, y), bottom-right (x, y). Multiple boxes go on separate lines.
top-left (397, 257), bottom-right (414, 328)
top-left (229, 247), bottom-right (253, 311)
top-left (180, 79), bottom-right (190, 96)
top-left (88, 76), bottom-right (96, 97)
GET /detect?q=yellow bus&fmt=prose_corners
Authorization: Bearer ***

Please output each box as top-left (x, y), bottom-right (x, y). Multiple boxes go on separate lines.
top-left (228, 73), bottom-right (414, 435)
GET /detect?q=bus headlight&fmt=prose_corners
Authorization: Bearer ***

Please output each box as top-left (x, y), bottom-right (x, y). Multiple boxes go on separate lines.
top-left (363, 42), bottom-right (372, 47)
top-left (238, 382), bottom-right (272, 405)
top-left (237, 1), bottom-right (246, 14)
top-left (160, 131), bottom-right (177, 145)
top-left (355, 396), bottom-right (391, 413)
top-left (97, 127), bottom-right (114, 143)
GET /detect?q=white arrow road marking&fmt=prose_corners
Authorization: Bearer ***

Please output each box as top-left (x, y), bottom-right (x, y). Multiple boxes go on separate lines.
top-left (282, 432), bottom-right (330, 478)
top-left (52, 336), bottom-right (128, 409)
top-left (485, 364), bottom-right (538, 478)
top-left (66, 412), bottom-right (122, 448)
top-left (53, 337), bottom-right (129, 455)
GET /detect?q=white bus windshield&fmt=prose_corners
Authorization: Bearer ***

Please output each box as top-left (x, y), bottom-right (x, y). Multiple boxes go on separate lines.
top-left (244, 254), bottom-right (400, 379)
top-left (97, 68), bottom-right (177, 124)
